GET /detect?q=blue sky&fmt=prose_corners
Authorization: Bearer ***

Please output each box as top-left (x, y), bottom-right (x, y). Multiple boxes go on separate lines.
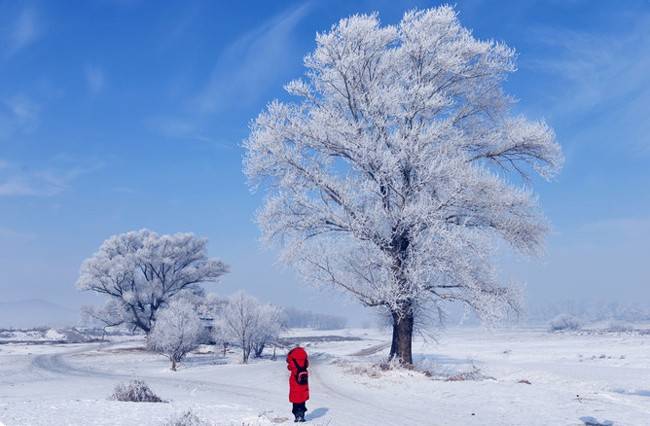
top-left (0, 0), bottom-right (648, 321)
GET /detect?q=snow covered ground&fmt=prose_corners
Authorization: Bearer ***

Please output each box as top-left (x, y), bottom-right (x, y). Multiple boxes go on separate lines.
top-left (1, 326), bottom-right (649, 425)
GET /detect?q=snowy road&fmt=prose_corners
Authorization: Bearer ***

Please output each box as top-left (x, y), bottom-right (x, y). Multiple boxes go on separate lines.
top-left (29, 343), bottom-right (272, 401)
top-left (22, 341), bottom-right (424, 425)
top-left (3, 339), bottom-right (415, 425)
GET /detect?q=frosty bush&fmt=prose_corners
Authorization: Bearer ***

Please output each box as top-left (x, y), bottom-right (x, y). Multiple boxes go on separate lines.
top-left (549, 314), bottom-right (581, 332)
top-left (164, 410), bottom-right (209, 426)
top-left (111, 379), bottom-right (163, 402)
top-left (445, 365), bottom-right (495, 382)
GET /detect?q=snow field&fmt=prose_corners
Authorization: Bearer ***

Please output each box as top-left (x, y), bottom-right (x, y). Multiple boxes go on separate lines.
top-left (1, 327), bottom-right (649, 425)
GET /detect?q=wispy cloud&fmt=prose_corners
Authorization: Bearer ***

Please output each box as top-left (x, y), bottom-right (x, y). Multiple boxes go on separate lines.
top-left (0, 158), bottom-right (103, 197)
top-left (579, 216), bottom-right (650, 236)
top-left (147, 116), bottom-right (198, 139)
top-left (145, 116), bottom-right (232, 148)
top-left (0, 94), bottom-right (40, 140)
top-left (194, 3), bottom-right (311, 114)
top-left (530, 21), bottom-right (650, 109)
top-left (525, 12), bottom-right (650, 153)
top-left (84, 65), bottom-right (106, 95)
top-left (0, 227), bottom-right (36, 242)
top-left (112, 186), bottom-right (136, 194)
top-left (5, 95), bottom-right (39, 123)
top-left (2, 6), bottom-right (41, 55)
top-left (148, 3), bottom-right (311, 146)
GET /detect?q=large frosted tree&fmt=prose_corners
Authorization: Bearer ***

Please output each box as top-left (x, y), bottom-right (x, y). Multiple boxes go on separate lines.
top-left (77, 229), bottom-right (229, 334)
top-left (244, 7), bottom-right (562, 364)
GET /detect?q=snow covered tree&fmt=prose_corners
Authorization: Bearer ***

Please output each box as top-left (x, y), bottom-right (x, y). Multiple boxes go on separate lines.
top-left (251, 304), bottom-right (285, 358)
top-left (147, 298), bottom-right (202, 371)
top-left (214, 292), bottom-right (283, 363)
top-left (244, 7), bottom-right (562, 364)
top-left (77, 229), bottom-right (229, 334)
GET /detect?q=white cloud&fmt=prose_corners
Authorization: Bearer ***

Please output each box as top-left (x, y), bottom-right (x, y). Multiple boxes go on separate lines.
top-left (5, 7), bottom-right (40, 55)
top-left (194, 3), bottom-right (311, 113)
top-left (0, 95), bottom-right (40, 140)
top-left (84, 65), bottom-right (106, 94)
top-left (579, 216), bottom-right (650, 236)
top-left (530, 20), bottom-right (650, 109)
top-left (525, 13), bottom-right (650, 153)
top-left (4, 95), bottom-right (39, 123)
top-left (145, 116), bottom-right (230, 147)
top-left (148, 116), bottom-right (198, 139)
top-left (0, 158), bottom-right (103, 197)
top-left (0, 227), bottom-right (36, 242)
top-left (146, 3), bottom-right (310, 147)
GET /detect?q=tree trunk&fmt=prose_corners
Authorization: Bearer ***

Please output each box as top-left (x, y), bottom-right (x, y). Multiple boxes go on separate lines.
top-left (388, 229), bottom-right (413, 365)
top-left (389, 311), bottom-right (399, 359)
top-left (171, 358), bottom-right (177, 371)
top-left (388, 308), bottom-right (414, 365)
top-left (242, 342), bottom-right (250, 364)
top-left (254, 342), bottom-right (265, 358)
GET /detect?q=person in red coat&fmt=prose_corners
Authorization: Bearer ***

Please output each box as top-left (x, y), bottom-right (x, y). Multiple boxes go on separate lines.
top-left (286, 346), bottom-right (309, 422)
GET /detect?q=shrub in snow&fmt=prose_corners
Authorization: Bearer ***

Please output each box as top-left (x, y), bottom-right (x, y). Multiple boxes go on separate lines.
top-left (110, 379), bottom-right (163, 402)
top-left (549, 314), bottom-right (581, 332)
top-left (147, 299), bottom-right (202, 371)
top-left (445, 365), bottom-right (495, 382)
top-left (165, 410), bottom-right (209, 426)
top-left (77, 229), bottom-right (229, 334)
top-left (414, 357), bottom-right (440, 376)
top-left (413, 357), bottom-right (494, 381)
top-left (339, 359), bottom-right (425, 379)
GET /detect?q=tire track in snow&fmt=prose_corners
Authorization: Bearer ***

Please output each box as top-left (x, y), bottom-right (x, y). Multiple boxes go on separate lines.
top-left (348, 342), bottom-right (391, 357)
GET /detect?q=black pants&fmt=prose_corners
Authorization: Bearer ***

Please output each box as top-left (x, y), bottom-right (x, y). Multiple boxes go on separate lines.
top-left (292, 402), bottom-right (307, 417)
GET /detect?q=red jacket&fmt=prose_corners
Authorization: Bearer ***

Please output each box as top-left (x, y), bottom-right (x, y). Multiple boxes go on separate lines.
top-left (287, 346), bottom-right (309, 403)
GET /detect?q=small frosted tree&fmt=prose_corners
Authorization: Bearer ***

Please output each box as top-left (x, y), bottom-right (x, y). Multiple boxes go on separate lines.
top-left (212, 318), bottom-right (230, 357)
top-left (215, 292), bottom-right (259, 364)
top-left (77, 229), bottom-right (229, 334)
top-left (251, 304), bottom-right (285, 358)
top-left (148, 298), bottom-right (202, 371)
top-left (214, 292), bottom-right (282, 363)
top-left (244, 7), bottom-right (562, 364)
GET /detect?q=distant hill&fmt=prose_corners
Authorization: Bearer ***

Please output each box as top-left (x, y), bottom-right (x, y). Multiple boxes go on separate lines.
top-left (0, 299), bottom-right (79, 328)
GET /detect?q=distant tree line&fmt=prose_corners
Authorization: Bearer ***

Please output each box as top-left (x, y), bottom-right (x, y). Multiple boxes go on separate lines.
top-left (283, 307), bottom-right (347, 330)
top-left (528, 300), bottom-right (650, 323)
